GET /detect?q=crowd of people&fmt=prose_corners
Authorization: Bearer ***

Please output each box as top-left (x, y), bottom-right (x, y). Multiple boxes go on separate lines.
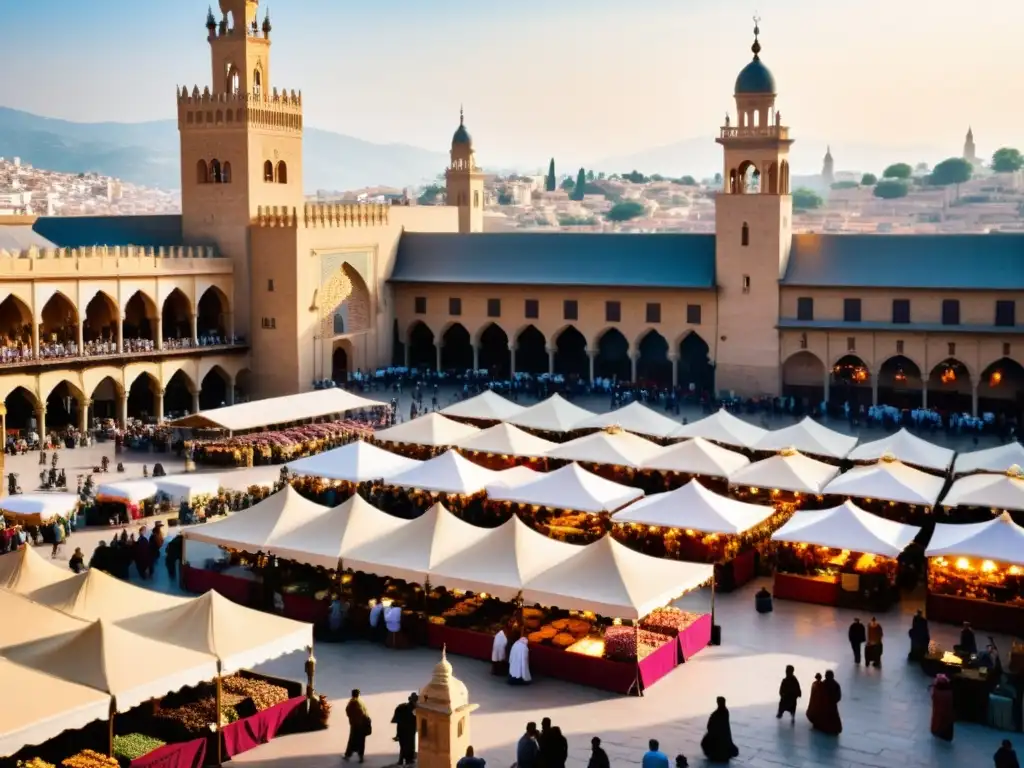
top-left (0, 331), bottom-right (241, 367)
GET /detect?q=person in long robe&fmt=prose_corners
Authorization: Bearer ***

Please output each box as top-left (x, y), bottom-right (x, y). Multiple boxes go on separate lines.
top-left (391, 692), bottom-right (418, 764)
top-left (806, 673), bottom-right (825, 730)
top-left (700, 696), bottom-right (739, 763)
top-left (776, 665), bottom-right (802, 722)
top-left (994, 739), bottom-right (1020, 768)
top-left (343, 689), bottom-right (371, 762)
top-left (491, 628), bottom-right (508, 677)
top-left (930, 674), bottom-right (954, 741)
top-left (508, 636), bottom-right (532, 685)
top-left (908, 610), bottom-right (930, 661)
top-left (865, 617), bottom-right (883, 667)
top-left (959, 622), bottom-right (978, 656)
top-left (816, 671), bottom-right (843, 735)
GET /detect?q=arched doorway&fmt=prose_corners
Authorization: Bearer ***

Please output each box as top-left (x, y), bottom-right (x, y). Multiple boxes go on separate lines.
top-left (441, 323), bottom-right (473, 372)
top-left (515, 325), bottom-right (547, 375)
top-left (45, 381), bottom-right (82, 430)
top-left (197, 286), bottom-right (229, 341)
top-left (90, 376), bottom-right (121, 421)
top-left (554, 326), bottom-right (588, 379)
top-left (126, 373), bottom-right (159, 421)
top-left (877, 356), bottom-right (923, 410)
top-left (408, 322), bottom-right (436, 371)
top-left (979, 358), bottom-right (1024, 420)
top-left (831, 354), bottom-right (872, 407)
top-left (4, 386), bottom-right (38, 431)
top-left (200, 366), bottom-right (230, 410)
top-left (332, 346), bottom-right (349, 384)
top-left (391, 319), bottom-right (405, 367)
top-left (161, 289), bottom-right (192, 345)
top-left (82, 292), bottom-right (118, 350)
top-left (123, 291), bottom-right (157, 347)
top-left (39, 292), bottom-right (78, 352)
top-left (636, 330), bottom-right (671, 386)
top-left (678, 333), bottom-right (714, 395)
top-left (235, 369), bottom-right (252, 403)
top-left (0, 295), bottom-right (32, 355)
top-left (595, 329), bottom-right (630, 382)
top-left (782, 351), bottom-right (825, 408)
top-left (478, 324), bottom-right (510, 379)
top-left (164, 370), bottom-right (195, 418)
top-left (927, 358), bottom-right (972, 414)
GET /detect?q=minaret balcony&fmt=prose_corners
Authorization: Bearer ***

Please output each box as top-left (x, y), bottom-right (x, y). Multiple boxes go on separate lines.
top-left (720, 125), bottom-right (790, 140)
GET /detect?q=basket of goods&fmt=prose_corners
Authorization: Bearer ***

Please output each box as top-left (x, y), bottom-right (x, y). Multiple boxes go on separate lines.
top-left (112, 734), bottom-right (167, 762)
top-left (640, 607), bottom-right (700, 638)
top-left (550, 619), bottom-right (570, 631)
top-left (222, 674), bottom-right (290, 710)
top-left (603, 626), bottom-right (637, 662)
top-left (522, 608), bottom-right (544, 630)
top-left (16, 760), bottom-right (56, 768)
top-left (551, 632), bottom-right (575, 649)
top-left (566, 618), bottom-right (592, 638)
top-left (61, 751), bottom-right (118, 768)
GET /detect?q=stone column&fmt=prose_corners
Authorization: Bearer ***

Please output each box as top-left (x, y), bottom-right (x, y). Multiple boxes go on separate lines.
top-left (823, 370), bottom-right (831, 406)
top-left (472, 344), bottom-right (479, 371)
top-left (154, 388), bottom-right (165, 424)
top-left (226, 376), bottom-right (236, 405)
top-left (435, 344), bottom-right (443, 373)
top-left (871, 376), bottom-right (879, 407)
top-left (630, 352), bottom-right (639, 383)
top-left (668, 352), bottom-right (680, 387)
top-left (191, 391), bottom-right (200, 414)
top-left (76, 322), bottom-right (84, 357)
top-left (545, 346), bottom-right (555, 375)
top-left (190, 313), bottom-right (199, 345)
top-left (35, 407), bottom-right (46, 441)
top-left (922, 385), bottom-right (928, 409)
top-left (116, 315), bottom-right (124, 354)
top-left (508, 343), bottom-right (516, 377)
top-left (32, 322), bottom-right (39, 359)
top-left (971, 382), bottom-right (979, 418)
top-left (225, 312), bottom-right (235, 342)
top-left (154, 316), bottom-right (163, 351)
top-left (587, 350), bottom-right (597, 383)
top-left (79, 398), bottom-right (91, 434)
top-left (119, 393), bottom-right (128, 428)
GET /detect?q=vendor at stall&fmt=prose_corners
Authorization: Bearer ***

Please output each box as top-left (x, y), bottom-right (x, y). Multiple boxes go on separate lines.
top-left (508, 635), bottom-right (532, 685)
top-left (492, 628), bottom-right (509, 676)
top-left (369, 598), bottom-right (386, 643)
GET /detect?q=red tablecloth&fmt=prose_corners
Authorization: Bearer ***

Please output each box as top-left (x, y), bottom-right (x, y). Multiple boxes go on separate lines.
top-left (731, 550), bottom-right (757, 589)
top-left (926, 592), bottom-right (1024, 635)
top-left (129, 737), bottom-right (207, 768)
top-left (181, 565), bottom-right (258, 606)
top-left (529, 643), bottom-right (639, 695)
top-left (678, 613), bottom-right (712, 661)
top-left (425, 624), bottom-right (494, 662)
top-left (282, 593), bottom-right (328, 624)
top-left (773, 573), bottom-right (840, 606)
top-left (638, 638), bottom-right (679, 690)
top-left (222, 695), bottom-right (307, 758)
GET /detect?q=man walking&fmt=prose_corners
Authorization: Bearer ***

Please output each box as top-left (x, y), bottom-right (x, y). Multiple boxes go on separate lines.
top-left (848, 618), bottom-right (866, 664)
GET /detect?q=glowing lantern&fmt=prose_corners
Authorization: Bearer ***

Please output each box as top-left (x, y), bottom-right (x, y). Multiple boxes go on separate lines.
top-left (955, 558), bottom-right (970, 570)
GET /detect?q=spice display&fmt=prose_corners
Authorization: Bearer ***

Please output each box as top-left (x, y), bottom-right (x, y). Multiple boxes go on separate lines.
top-left (928, 556), bottom-right (1024, 606)
top-left (602, 626), bottom-right (671, 661)
top-left (61, 751), bottom-right (118, 768)
top-left (221, 674), bottom-right (291, 710)
top-left (17, 760), bottom-right (56, 768)
top-left (640, 607), bottom-right (702, 638)
top-left (156, 695), bottom-right (243, 732)
top-left (112, 734), bottom-right (167, 761)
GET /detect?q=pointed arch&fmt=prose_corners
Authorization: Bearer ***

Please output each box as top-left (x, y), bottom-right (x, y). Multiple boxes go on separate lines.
top-left (927, 357), bottom-right (973, 413)
top-left (477, 323), bottom-right (510, 378)
top-left (979, 357), bottom-right (1024, 417)
top-left (440, 322), bottom-right (473, 371)
top-left (276, 161), bottom-right (288, 184)
top-left (252, 66), bottom-right (262, 98)
top-left (636, 329), bottom-right (671, 386)
top-left (161, 288), bottom-right (192, 344)
top-left (553, 325), bottom-right (588, 379)
top-left (0, 294), bottom-right (32, 340)
top-left (407, 321), bottom-right (436, 370)
top-left (43, 378), bottom-right (86, 429)
top-left (594, 327), bottom-right (630, 381)
top-left (39, 291), bottom-right (78, 348)
top-left (320, 264), bottom-right (370, 337)
top-left (196, 159), bottom-right (209, 184)
top-left (210, 159), bottom-right (223, 184)
top-left (126, 370), bottom-right (160, 420)
top-left (782, 350), bottom-right (826, 407)
top-left (4, 385), bottom-right (40, 430)
top-left (123, 290), bottom-right (157, 342)
top-left (221, 161), bottom-right (232, 183)
top-left (197, 285), bottom-right (230, 338)
top-left (263, 160), bottom-right (274, 182)
top-left (678, 332), bottom-right (714, 394)
top-left (515, 324), bottom-right (548, 375)
top-left (88, 374), bottom-right (122, 421)
top-left (877, 355), bottom-right (923, 409)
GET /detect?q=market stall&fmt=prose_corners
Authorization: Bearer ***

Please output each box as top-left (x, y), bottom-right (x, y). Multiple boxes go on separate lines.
top-left (0, 544), bottom-right (76, 593)
top-left (451, 423), bottom-right (556, 469)
top-left (188, 420), bottom-right (373, 467)
top-left (171, 387), bottom-right (381, 433)
top-left (287, 439), bottom-right (421, 483)
top-left (638, 437), bottom-right (750, 494)
top-left (771, 501), bottom-right (920, 609)
top-left (439, 389), bottom-right (525, 424)
top-left (821, 454), bottom-right (946, 524)
top-left (0, 494), bottom-right (78, 528)
top-left (751, 417), bottom-right (858, 461)
top-left (728, 448), bottom-right (841, 503)
top-left (485, 463), bottom-right (644, 542)
top-left (573, 401), bottom-right (682, 441)
top-left (505, 394), bottom-right (595, 438)
top-left (384, 450), bottom-right (501, 521)
top-left (670, 408), bottom-right (767, 449)
top-left (92, 479), bottom-right (159, 525)
top-left (953, 442), bottom-right (1024, 477)
top-left (25, 567), bottom-right (192, 621)
top-left (373, 412), bottom-right (481, 458)
top-left (847, 428), bottom-right (954, 474)
top-left (544, 427), bottom-right (663, 478)
top-left (940, 466), bottom-right (1024, 523)
top-left (925, 511), bottom-right (1024, 633)
top-left (612, 480), bottom-right (785, 591)
top-left (489, 466), bottom-right (543, 489)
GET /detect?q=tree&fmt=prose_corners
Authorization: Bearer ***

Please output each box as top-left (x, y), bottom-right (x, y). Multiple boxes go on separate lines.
top-left (713, 172), bottom-right (723, 185)
top-left (496, 189), bottom-right (514, 205)
top-left (873, 179), bottom-right (909, 199)
top-left (586, 170), bottom-right (595, 182)
top-left (417, 184), bottom-right (444, 205)
top-left (792, 187), bottom-right (823, 210)
top-left (830, 180), bottom-right (858, 190)
top-left (622, 170), bottom-right (647, 184)
top-left (605, 201), bottom-right (646, 222)
top-left (597, 171), bottom-right (606, 180)
top-left (545, 158), bottom-right (556, 192)
top-left (560, 177), bottom-right (575, 192)
top-left (676, 175), bottom-right (697, 186)
top-left (572, 168), bottom-right (587, 201)
top-left (860, 173), bottom-right (877, 186)
top-left (992, 147), bottom-right (1024, 173)
top-left (929, 157), bottom-right (973, 198)
top-left (650, 174), bottom-right (665, 182)
top-left (882, 163), bottom-right (912, 180)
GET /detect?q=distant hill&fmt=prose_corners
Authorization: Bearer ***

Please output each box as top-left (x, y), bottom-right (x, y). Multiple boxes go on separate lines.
top-left (0, 107), bottom-right (447, 192)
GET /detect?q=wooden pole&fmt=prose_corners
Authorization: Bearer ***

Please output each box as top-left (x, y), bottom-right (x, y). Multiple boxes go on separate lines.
top-left (107, 699), bottom-right (116, 757)
top-left (711, 573), bottom-right (717, 626)
top-left (215, 671), bottom-right (223, 766)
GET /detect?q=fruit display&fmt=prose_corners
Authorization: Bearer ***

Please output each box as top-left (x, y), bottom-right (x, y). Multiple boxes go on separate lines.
top-left (525, 616), bottom-right (593, 647)
top-left (640, 607), bottom-right (702, 638)
top-left (61, 752), bottom-right (118, 768)
top-left (221, 674), bottom-right (291, 710)
top-left (112, 734), bottom-right (167, 762)
top-left (156, 695), bottom-right (242, 732)
top-left (17, 759), bottom-right (56, 768)
top-left (603, 626), bottom-right (671, 662)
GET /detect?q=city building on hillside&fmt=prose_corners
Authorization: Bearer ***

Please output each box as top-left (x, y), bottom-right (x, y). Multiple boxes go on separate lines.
top-left (822, 146), bottom-right (835, 186)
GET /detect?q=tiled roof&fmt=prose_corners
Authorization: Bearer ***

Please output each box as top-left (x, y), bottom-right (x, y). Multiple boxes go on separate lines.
top-left (784, 233), bottom-right (1024, 290)
top-left (391, 232), bottom-right (716, 288)
top-left (31, 215), bottom-right (186, 249)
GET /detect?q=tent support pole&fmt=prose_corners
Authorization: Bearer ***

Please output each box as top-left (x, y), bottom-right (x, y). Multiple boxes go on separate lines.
top-left (108, 700), bottom-right (116, 757)
top-left (215, 669), bottom-right (223, 766)
top-left (305, 645), bottom-right (317, 711)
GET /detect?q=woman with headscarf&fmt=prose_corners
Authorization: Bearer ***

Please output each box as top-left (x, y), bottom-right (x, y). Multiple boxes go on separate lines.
top-left (805, 673), bottom-right (825, 730)
top-left (930, 674), bottom-right (954, 741)
top-left (815, 670), bottom-right (843, 735)
top-left (700, 696), bottom-right (739, 762)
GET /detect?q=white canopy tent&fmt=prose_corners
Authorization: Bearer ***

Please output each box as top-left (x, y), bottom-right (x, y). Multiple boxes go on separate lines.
top-left (96, 479), bottom-right (159, 503)
top-left (822, 458), bottom-right (945, 507)
top-left (183, 485), bottom-right (327, 551)
top-left (486, 463), bottom-right (644, 514)
top-left (544, 428), bottom-right (662, 468)
top-left (670, 408), bottom-right (767, 449)
top-left (574, 401), bottom-right (682, 440)
top-left (0, 493), bottom-right (79, 524)
top-left (847, 429), bottom-right (954, 473)
top-left (522, 535), bottom-right (714, 620)
top-left (286, 439), bottom-right (421, 482)
top-left (752, 417), bottom-right (858, 460)
top-left (27, 567), bottom-right (192, 622)
top-left (0, 589), bottom-right (88, 650)
top-left (374, 412), bottom-right (480, 447)
top-left (268, 494), bottom-right (410, 569)
top-left (942, 469), bottom-right (1024, 512)
top-left (385, 450), bottom-right (500, 494)
top-left (440, 390), bottom-right (525, 422)
top-left (489, 465), bottom-right (543, 488)
top-left (452, 422), bottom-right (557, 458)
top-left (614, 480), bottom-right (776, 534)
top-left (926, 512), bottom-right (1024, 565)
top-left (154, 474), bottom-right (221, 503)
top-left (954, 442), bottom-right (1024, 477)
top-left (169, 387), bottom-right (381, 432)
top-left (0, 545), bottom-right (76, 594)
top-left (343, 503), bottom-right (490, 584)
top-left (728, 450), bottom-right (840, 494)
top-left (506, 394), bottom-right (595, 434)
top-left (771, 501), bottom-right (921, 558)
top-left (428, 516), bottom-right (580, 601)
top-left (640, 437), bottom-right (750, 478)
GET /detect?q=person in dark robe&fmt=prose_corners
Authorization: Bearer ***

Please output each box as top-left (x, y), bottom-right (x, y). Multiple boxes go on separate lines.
top-left (701, 696), bottom-right (739, 763)
top-left (994, 739), bottom-right (1020, 768)
top-left (776, 665), bottom-right (802, 722)
top-left (930, 674), bottom-right (954, 741)
top-left (343, 689), bottom-right (371, 762)
top-left (848, 618), bottom-right (866, 664)
top-left (815, 670), bottom-right (843, 735)
top-left (805, 673), bottom-right (825, 730)
top-left (68, 547), bottom-right (85, 573)
top-left (133, 528), bottom-right (151, 580)
top-left (391, 692), bottom-right (418, 765)
top-left (587, 737), bottom-right (610, 768)
top-left (959, 622), bottom-right (978, 656)
top-left (908, 610), bottom-right (930, 661)
top-left (538, 717), bottom-right (555, 767)
top-left (547, 726), bottom-right (568, 768)
top-left (165, 535), bottom-right (183, 580)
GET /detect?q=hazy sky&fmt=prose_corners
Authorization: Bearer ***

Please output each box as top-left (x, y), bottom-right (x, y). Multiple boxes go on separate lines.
top-left (3, 0), bottom-right (1023, 167)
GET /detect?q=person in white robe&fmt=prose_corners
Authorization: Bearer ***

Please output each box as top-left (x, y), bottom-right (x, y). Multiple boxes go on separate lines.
top-left (369, 598), bottom-right (386, 643)
top-left (507, 636), bottom-right (532, 686)
top-left (491, 628), bottom-right (509, 677)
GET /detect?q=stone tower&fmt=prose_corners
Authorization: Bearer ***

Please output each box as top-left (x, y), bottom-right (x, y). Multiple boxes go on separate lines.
top-left (822, 146), bottom-right (834, 186)
top-left (445, 108), bottom-right (485, 233)
top-left (416, 649), bottom-right (479, 768)
top-left (714, 18), bottom-right (793, 397)
top-left (177, 0), bottom-right (305, 337)
top-left (963, 127), bottom-right (977, 165)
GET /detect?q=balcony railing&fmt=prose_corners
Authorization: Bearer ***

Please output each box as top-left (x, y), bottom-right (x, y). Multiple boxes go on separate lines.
top-left (0, 341), bottom-right (248, 370)
top-left (718, 125), bottom-right (790, 140)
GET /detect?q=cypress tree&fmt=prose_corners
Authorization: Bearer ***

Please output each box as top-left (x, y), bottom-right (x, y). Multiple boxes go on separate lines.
top-left (573, 168), bottom-right (587, 201)
top-left (545, 158), bottom-right (556, 192)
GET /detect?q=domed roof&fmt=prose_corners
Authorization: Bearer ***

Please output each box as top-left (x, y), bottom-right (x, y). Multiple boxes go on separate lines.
top-left (735, 20), bottom-right (776, 95)
top-left (418, 648), bottom-right (470, 714)
top-left (452, 108), bottom-right (472, 147)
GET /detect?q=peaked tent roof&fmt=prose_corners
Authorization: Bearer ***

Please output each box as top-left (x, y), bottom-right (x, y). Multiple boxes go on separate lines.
top-left (752, 417), bottom-right (858, 460)
top-left (117, 591), bottom-right (313, 675)
top-left (0, 493), bottom-right (79, 525)
top-left (545, 428), bottom-right (663, 468)
top-left (926, 512), bottom-right (1024, 566)
top-left (670, 408), bottom-right (767, 449)
top-left (0, 544), bottom-right (77, 594)
top-left (440, 390), bottom-right (526, 422)
top-left (506, 394), bottom-right (595, 434)
top-left (522, 535), bottom-right (713, 620)
top-left (0, 589), bottom-right (89, 650)
top-left (489, 465), bottom-right (543, 488)
top-left (343, 503), bottom-right (491, 584)
top-left (183, 485), bottom-right (328, 551)
top-left (428, 516), bottom-right (580, 601)
top-left (847, 428), bottom-right (954, 473)
top-left (613, 480), bottom-right (776, 534)
top-left (374, 412), bottom-right (481, 447)
top-left (96, 479), bottom-right (159, 503)
top-left (822, 458), bottom-right (945, 506)
top-left (771, 501), bottom-right (920, 558)
top-left (729, 451), bottom-right (840, 494)
top-left (485, 462), bottom-right (644, 513)
top-left (153, 474), bottom-right (222, 502)
top-left (942, 470), bottom-right (1024, 512)
top-left (170, 387), bottom-right (381, 431)
top-left (452, 422), bottom-right (557, 458)
top-left (574, 401), bottom-right (682, 439)
top-left (954, 442), bottom-right (1024, 476)
top-left (26, 567), bottom-right (191, 621)
top-left (640, 436), bottom-right (750, 478)
top-left (287, 439), bottom-right (422, 482)
top-left (267, 493), bottom-right (410, 569)
top-left (2, 619), bottom-right (219, 712)
top-left (385, 449), bottom-right (500, 494)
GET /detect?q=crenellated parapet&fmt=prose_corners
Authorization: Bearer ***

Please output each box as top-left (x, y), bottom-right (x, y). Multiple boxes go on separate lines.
top-left (0, 244), bottom-right (229, 277)
top-left (177, 86), bottom-right (303, 133)
top-left (0, 244), bottom-right (217, 260)
top-left (255, 203), bottom-right (390, 228)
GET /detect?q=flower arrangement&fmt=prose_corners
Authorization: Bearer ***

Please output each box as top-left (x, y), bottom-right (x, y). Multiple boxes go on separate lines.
top-left (61, 751), bottom-right (118, 768)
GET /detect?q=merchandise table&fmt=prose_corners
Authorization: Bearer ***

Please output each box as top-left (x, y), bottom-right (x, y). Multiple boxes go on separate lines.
top-left (678, 614), bottom-right (713, 661)
top-left (221, 695), bottom-right (307, 759)
top-left (181, 565), bottom-right (258, 607)
top-left (529, 643), bottom-right (644, 695)
top-left (772, 573), bottom-right (841, 606)
top-left (425, 624), bottom-right (494, 662)
top-left (281, 593), bottom-right (329, 625)
top-left (128, 737), bottom-right (207, 768)
top-left (926, 592), bottom-right (1024, 635)
top-left (715, 550), bottom-right (757, 593)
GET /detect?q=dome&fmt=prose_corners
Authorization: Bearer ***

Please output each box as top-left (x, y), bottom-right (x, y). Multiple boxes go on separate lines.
top-left (735, 58), bottom-right (776, 95)
top-left (418, 648), bottom-right (470, 713)
top-left (452, 108), bottom-right (472, 147)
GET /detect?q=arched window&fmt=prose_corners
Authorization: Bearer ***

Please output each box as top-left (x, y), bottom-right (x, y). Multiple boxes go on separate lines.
top-left (221, 161), bottom-right (232, 183)
top-left (226, 64), bottom-right (240, 95)
top-left (741, 222), bottom-right (749, 247)
top-left (226, 110), bottom-right (234, 123)
top-left (276, 161), bottom-right (287, 184)
top-left (210, 159), bottom-right (223, 184)
top-left (253, 69), bottom-right (262, 98)
top-left (333, 314), bottom-right (345, 335)
top-left (263, 160), bottom-right (274, 182)
top-left (473, 190), bottom-right (480, 208)
top-left (196, 159), bottom-right (209, 184)
top-left (215, 109), bottom-right (223, 124)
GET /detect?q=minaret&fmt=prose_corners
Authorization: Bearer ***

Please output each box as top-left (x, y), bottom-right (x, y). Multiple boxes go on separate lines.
top-left (416, 649), bottom-right (479, 768)
top-left (963, 127), bottom-right (977, 165)
top-left (822, 146), bottom-right (835, 185)
top-left (445, 107), bottom-right (485, 233)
